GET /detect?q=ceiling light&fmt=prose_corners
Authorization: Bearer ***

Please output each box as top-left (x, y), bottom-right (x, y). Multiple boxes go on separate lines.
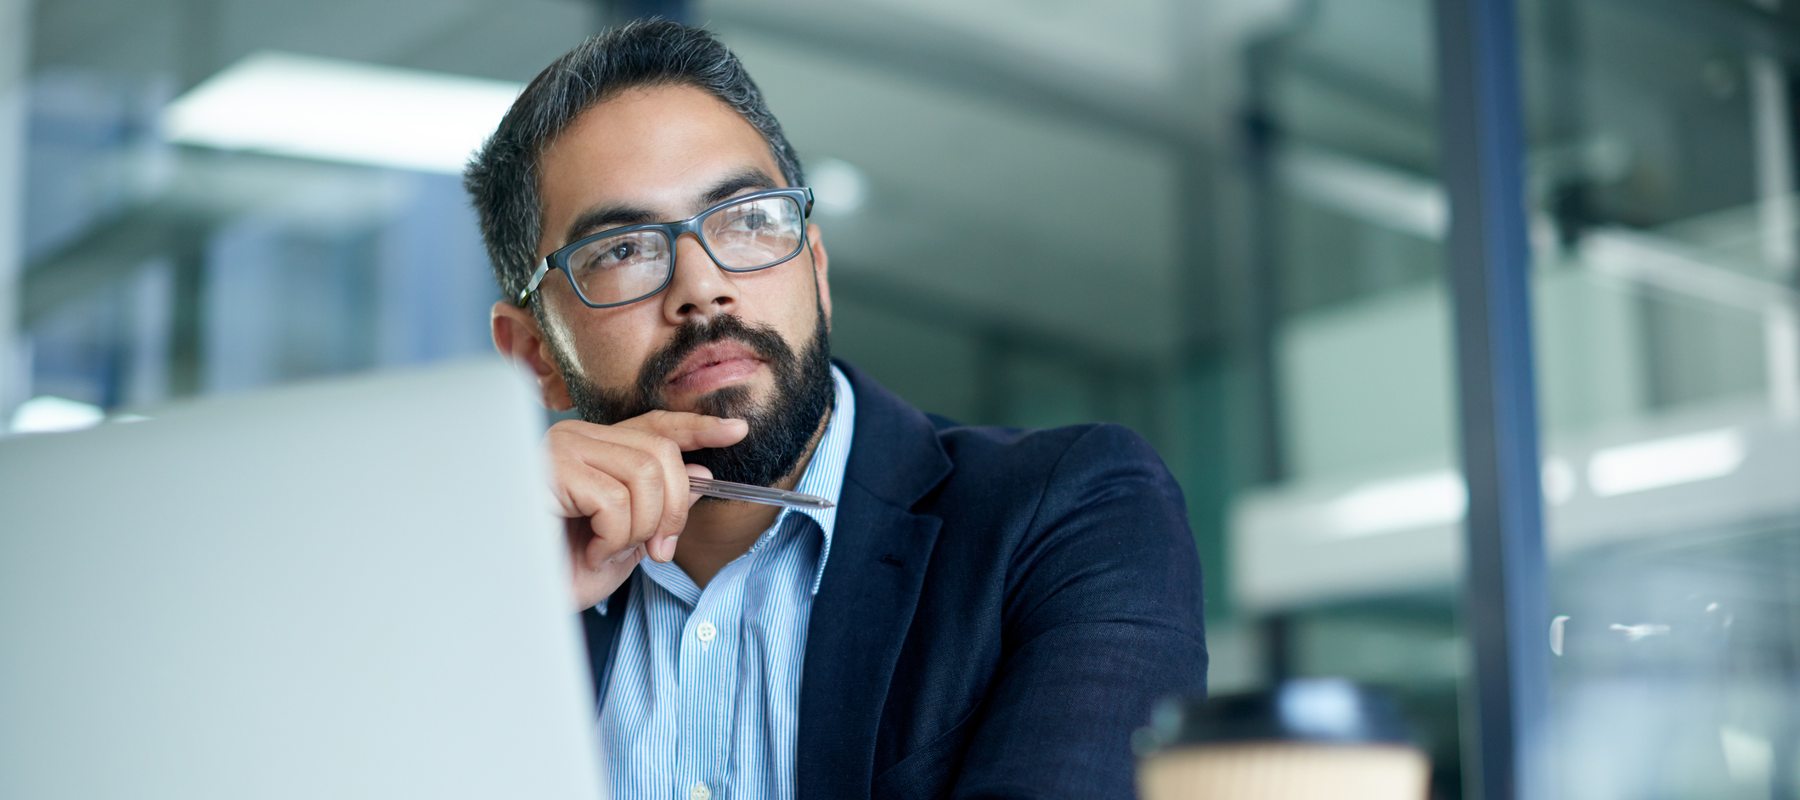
top-left (163, 51), bottom-right (521, 174)
top-left (809, 157), bottom-right (868, 216)
top-left (1325, 469), bottom-right (1467, 538)
top-left (1588, 427), bottom-right (1746, 497)
top-left (9, 396), bottom-right (104, 434)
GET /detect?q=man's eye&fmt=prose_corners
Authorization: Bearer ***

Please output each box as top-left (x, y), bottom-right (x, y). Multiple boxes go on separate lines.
top-left (722, 206), bottom-right (785, 234)
top-left (577, 238), bottom-right (651, 272)
top-left (717, 211), bottom-right (762, 233)
top-left (604, 242), bottom-right (638, 262)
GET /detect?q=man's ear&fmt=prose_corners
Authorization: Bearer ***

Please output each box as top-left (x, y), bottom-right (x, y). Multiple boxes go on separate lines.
top-left (808, 223), bottom-right (832, 329)
top-left (491, 300), bottom-right (574, 411)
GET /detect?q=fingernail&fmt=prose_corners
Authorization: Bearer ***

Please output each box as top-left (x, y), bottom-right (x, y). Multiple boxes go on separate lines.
top-left (663, 536), bottom-right (680, 560)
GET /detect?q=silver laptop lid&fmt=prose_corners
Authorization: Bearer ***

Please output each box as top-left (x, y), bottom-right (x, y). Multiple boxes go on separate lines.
top-left (0, 359), bottom-right (603, 799)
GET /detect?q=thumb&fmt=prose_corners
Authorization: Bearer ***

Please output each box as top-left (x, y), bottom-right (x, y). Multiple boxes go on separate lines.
top-left (683, 462), bottom-right (714, 508)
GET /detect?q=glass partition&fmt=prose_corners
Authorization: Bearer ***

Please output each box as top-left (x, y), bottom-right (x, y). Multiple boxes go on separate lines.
top-left (1521, 1), bottom-right (1800, 796)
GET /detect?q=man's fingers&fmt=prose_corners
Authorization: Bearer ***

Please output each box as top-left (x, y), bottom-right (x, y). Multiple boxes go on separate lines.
top-left (584, 521), bottom-right (628, 570)
top-left (606, 543), bottom-right (647, 567)
top-left (619, 430), bottom-right (691, 542)
top-left (550, 415), bottom-right (743, 454)
top-left (545, 414), bottom-right (736, 573)
top-left (552, 465), bottom-right (628, 534)
top-left (615, 411), bottom-right (749, 451)
top-left (558, 436), bottom-right (681, 555)
top-left (593, 439), bottom-right (666, 552)
top-left (553, 468), bottom-right (631, 568)
top-left (646, 464), bottom-right (712, 562)
top-left (650, 534), bottom-right (678, 562)
top-left (683, 463), bottom-right (712, 508)
top-left (553, 417), bottom-right (717, 538)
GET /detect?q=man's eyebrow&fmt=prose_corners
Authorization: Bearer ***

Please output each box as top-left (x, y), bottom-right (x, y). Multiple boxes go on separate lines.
top-left (560, 169), bottom-right (781, 246)
top-left (564, 204), bottom-right (657, 245)
top-left (699, 169), bottom-right (780, 207)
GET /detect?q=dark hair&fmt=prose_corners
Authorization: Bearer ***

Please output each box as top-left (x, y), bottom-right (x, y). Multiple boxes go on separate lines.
top-left (463, 19), bottom-right (806, 304)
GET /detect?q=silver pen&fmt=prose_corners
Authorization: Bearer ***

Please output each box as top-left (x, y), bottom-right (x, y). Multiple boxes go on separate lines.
top-left (688, 476), bottom-right (834, 510)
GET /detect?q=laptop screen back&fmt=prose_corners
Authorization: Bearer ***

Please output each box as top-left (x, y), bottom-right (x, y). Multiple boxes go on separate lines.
top-left (0, 360), bottom-right (603, 800)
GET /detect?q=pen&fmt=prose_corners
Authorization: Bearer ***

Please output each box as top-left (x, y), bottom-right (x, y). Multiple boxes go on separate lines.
top-left (688, 476), bottom-right (834, 510)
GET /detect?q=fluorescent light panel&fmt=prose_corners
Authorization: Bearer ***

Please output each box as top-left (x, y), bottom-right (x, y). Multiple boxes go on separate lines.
top-left (1588, 427), bottom-right (1746, 497)
top-left (164, 52), bottom-right (522, 174)
top-left (1324, 457), bottom-right (1576, 539)
top-left (1325, 469), bottom-right (1467, 538)
top-left (9, 396), bottom-right (104, 434)
top-left (810, 157), bottom-right (868, 216)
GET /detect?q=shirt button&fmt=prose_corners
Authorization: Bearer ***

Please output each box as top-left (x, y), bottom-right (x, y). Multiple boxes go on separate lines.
top-left (696, 621), bottom-right (717, 643)
top-left (690, 782), bottom-right (712, 800)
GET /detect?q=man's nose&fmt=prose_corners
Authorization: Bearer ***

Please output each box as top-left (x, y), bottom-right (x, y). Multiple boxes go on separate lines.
top-left (661, 232), bottom-right (738, 325)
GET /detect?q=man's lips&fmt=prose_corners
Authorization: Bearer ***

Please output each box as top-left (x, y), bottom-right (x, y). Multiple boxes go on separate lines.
top-left (665, 341), bottom-right (765, 394)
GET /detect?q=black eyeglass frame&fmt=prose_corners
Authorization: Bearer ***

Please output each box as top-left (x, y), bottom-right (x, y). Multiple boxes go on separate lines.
top-left (516, 187), bottom-right (815, 308)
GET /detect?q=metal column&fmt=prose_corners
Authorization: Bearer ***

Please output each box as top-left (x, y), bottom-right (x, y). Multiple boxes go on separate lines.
top-left (0, 0), bottom-right (31, 422)
top-left (1432, 1), bottom-right (1552, 799)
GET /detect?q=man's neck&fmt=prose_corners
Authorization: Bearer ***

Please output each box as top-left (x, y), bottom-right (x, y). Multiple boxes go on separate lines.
top-left (672, 408), bottom-right (830, 589)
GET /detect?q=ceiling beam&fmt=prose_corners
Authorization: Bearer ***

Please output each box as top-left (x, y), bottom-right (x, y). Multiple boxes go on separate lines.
top-left (707, 0), bottom-right (1211, 149)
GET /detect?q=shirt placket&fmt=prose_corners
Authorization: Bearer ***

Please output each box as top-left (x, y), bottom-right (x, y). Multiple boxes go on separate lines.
top-left (677, 562), bottom-right (747, 800)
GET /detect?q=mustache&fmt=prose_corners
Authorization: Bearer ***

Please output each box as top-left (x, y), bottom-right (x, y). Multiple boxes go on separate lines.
top-left (633, 315), bottom-right (795, 404)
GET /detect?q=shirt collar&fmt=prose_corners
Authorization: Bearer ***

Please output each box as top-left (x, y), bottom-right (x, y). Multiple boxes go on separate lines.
top-left (789, 363), bottom-right (854, 594)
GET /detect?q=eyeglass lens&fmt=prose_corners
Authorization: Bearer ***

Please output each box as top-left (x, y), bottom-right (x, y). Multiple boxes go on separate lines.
top-left (566, 194), bottom-right (805, 306)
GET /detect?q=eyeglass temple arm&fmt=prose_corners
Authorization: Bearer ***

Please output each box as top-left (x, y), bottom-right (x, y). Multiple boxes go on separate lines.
top-left (517, 258), bottom-right (551, 306)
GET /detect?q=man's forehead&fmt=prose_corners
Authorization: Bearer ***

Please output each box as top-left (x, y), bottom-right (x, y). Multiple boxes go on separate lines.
top-left (540, 84), bottom-right (783, 217)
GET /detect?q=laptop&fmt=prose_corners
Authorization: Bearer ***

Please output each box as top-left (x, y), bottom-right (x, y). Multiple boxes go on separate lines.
top-left (0, 359), bottom-right (605, 799)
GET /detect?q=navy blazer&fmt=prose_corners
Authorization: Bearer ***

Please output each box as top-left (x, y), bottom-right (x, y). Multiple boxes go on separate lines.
top-left (581, 361), bottom-right (1207, 799)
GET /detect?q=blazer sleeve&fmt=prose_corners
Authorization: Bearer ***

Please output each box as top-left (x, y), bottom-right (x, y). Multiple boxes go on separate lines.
top-left (951, 424), bottom-right (1208, 799)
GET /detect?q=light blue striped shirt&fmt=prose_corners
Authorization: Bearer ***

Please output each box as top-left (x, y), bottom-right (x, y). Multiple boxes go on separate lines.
top-left (599, 365), bottom-right (854, 800)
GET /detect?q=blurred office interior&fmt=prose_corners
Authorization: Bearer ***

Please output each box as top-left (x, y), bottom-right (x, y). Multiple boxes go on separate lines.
top-left (3, 0), bottom-right (1798, 797)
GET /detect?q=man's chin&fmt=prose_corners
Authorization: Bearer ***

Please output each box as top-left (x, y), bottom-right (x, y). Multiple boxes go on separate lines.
top-left (689, 384), bottom-right (761, 420)
top-left (661, 372), bottom-right (774, 417)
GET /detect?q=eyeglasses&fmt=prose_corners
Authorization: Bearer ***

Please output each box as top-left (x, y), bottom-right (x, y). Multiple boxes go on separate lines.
top-left (517, 187), bottom-right (815, 308)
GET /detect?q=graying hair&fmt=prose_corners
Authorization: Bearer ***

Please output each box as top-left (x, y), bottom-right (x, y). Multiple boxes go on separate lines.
top-left (463, 19), bottom-right (806, 304)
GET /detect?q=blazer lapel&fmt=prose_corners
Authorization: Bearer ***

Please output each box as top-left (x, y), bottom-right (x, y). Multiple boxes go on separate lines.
top-left (796, 363), bottom-right (952, 800)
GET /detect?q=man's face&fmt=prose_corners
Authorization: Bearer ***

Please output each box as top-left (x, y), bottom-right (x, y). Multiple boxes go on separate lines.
top-left (522, 84), bottom-right (834, 486)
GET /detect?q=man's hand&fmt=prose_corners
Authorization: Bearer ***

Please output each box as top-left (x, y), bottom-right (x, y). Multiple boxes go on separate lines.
top-left (546, 411), bottom-right (748, 611)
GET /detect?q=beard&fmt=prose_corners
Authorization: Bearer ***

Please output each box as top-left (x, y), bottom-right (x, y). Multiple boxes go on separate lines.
top-left (555, 305), bottom-right (834, 489)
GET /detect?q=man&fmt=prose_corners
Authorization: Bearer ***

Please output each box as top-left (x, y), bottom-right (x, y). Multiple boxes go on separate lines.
top-left (465, 19), bottom-right (1205, 800)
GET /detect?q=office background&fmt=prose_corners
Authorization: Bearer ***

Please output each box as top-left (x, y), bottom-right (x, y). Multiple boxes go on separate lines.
top-left (2, 0), bottom-right (1797, 797)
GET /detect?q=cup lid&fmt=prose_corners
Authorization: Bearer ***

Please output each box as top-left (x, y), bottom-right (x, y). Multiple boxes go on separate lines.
top-left (1138, 679), bottom-right (1415, 754)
